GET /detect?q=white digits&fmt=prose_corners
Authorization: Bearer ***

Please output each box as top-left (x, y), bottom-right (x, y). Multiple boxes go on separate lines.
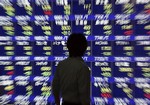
top-left (115, 0), bottom-right (130, 4)
top-left (35, 81), bottom-right (42, 86)
top-left (23, 0), bottom-right (30, 6)
top-left (0, 0), bottom-right (12, 7)
top-left (95, 20), bottom-right (109, 25)
top-left (56, 0), bottom-right (60, 5)
top-left (96, 0), bottom-right (108, 5)
top-left (35, 0), bottom-right (49, 6)
top-left (36, 0), bottom-right (41, 5)
top-left (17, 0), bottom-right (30, 7)
top-left (96, 0), bottom-right (100, 5)
top-left (76, 20), bottom-right (87, 25)
top-left (56, 0), bottom-right (68, 5)
top-left (64, 0), bottom-right (68, 5)
top-left (136, 0), bottom-right (150, 4)
top-left (4, 0), bottom-right (12, 5)
top-left (79, 0), bottom-right (85, 5)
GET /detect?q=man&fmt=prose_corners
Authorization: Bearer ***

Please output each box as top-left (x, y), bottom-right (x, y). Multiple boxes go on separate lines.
top-left (0, 86), bottom-right (3, 96)
top-left (52, 33), bottom-right (90, 105)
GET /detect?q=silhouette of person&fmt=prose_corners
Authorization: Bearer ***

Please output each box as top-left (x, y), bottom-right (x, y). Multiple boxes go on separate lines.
top-left (0, 86), bottom-right (3, 96)
top-left (52, 33), bottom-right (90, 105)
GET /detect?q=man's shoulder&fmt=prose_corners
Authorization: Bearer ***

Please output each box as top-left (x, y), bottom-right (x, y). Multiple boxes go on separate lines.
top-left (58, 57), bottom-right (69, 65)
top-left (58, 57), bottom-right (88, 68)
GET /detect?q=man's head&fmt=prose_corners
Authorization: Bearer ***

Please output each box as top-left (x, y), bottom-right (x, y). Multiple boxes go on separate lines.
top-left (67, 33), bottom-right (88, 57)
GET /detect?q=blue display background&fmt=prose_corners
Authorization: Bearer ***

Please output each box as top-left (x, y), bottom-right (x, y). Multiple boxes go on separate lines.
top-left (0, 0), bottom-right (150, 105)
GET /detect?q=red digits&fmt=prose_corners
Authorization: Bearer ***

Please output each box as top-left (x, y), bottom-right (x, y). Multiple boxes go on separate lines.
top-left (144, 94), bottom-right (150, 99)
top-left (124, 30), bottom-right (133, 35)
top-left (101, 93), bottom-right (112, 98)
top-left (44, 11), bottom-right (52, 15)
top-left (7, 71), bottom-right (14, 75)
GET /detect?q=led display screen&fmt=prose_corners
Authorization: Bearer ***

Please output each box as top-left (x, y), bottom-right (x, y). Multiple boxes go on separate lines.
top-left (0, 0), bottom-right (150, 105)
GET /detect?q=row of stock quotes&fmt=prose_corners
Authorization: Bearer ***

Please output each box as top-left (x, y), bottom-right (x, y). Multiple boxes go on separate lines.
top-left (0, 0), bottom-right (150, 105)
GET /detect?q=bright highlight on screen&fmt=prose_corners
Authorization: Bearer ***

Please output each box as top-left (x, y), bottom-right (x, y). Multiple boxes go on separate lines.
top-left (0, 0), bottom-right (150, 105)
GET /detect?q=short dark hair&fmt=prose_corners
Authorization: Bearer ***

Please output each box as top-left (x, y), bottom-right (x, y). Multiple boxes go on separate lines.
top-left (67, 33), bottom-right (88, 57)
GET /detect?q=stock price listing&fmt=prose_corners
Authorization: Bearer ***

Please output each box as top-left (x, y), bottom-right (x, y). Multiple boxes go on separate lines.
top-left (0, 0), bottom-right (150, 105)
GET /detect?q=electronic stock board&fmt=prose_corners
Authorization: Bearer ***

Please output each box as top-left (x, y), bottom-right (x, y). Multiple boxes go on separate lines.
top-left (0, 0), bottom-right (150, 105)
